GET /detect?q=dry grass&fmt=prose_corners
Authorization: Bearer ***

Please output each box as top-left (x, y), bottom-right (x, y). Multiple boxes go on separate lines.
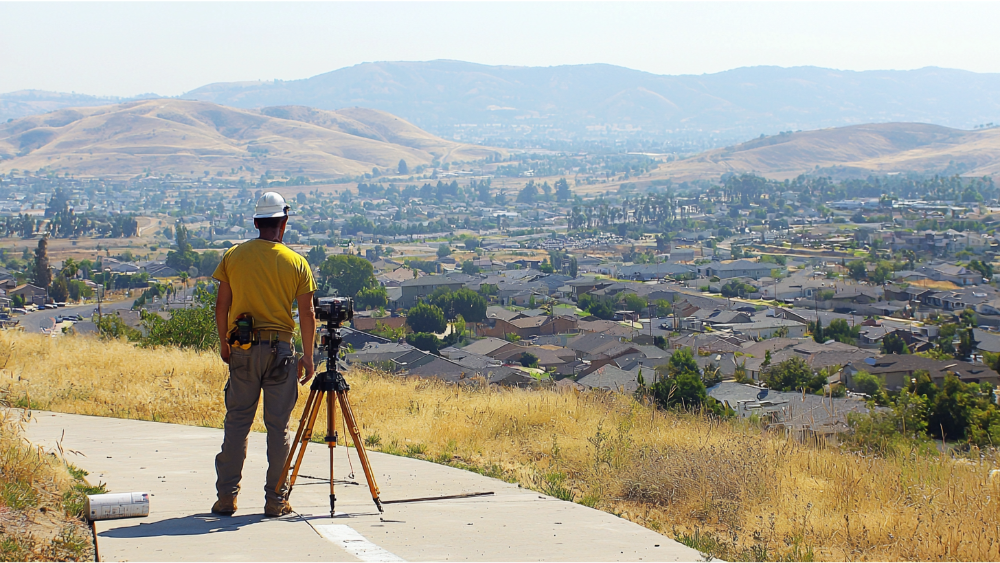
top-left (909, 279), bottom-right (962, 291)
top-left (3, 331), bottom-right (1000, 561)
top-left (1, 389), bottom-right (97, 561)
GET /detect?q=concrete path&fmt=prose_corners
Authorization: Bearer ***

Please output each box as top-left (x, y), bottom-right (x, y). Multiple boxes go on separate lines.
top-left (26, 412), bottom-right (703, 562)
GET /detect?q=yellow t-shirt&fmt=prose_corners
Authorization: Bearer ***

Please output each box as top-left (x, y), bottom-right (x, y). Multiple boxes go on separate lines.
top-left (213, 239), bottom-right (317, 334)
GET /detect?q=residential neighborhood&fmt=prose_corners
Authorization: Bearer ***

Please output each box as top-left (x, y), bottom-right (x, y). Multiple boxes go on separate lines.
top-left (3, 170), bottom-right (1000, 442)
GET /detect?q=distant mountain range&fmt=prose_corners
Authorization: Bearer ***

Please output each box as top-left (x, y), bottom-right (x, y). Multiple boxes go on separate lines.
top-left (4, 62), bottom-right (1000, 149)
top-left (0, 99), bottom-right (500, 178)
top-left (4, 61), bottom-right (1000, 149)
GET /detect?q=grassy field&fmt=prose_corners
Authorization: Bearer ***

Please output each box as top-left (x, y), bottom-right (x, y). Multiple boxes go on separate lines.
top-left (3, 331), bottom-right (1000, 561)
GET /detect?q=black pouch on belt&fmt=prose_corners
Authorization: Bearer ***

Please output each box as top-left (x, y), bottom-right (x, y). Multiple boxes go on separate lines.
top-left (229, 313), bottom-right (255, 347)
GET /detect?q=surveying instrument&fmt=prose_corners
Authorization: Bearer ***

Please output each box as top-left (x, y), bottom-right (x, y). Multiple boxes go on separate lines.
top-left (275, 296), bottom-right (383, 516)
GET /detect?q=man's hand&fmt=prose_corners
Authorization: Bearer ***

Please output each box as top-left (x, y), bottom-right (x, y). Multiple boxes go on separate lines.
top-left (297, 356), bottom-right (315, 384)
top-left (220, 341), bottom-right (231, 365)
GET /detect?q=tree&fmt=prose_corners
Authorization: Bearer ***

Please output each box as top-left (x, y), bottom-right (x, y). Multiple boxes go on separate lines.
top-left (847, 260), bottom-right (867, 281)
top-left (957, 327), bottom-right (978, 361)
top-left (870, 261), bottom-right (892, 284)
top-left (461, 260), bottom-right (480, 275)
top-left (811, 318), bottom-right (825, 343)
top-left (355, 285), bottom-right (389, 310)
top-left (516, 182), bottom-right (538, 203)
top-left (825, 318), bottom-right (859, 344)
top-left (763, 358), bottom-right (825, 392)
top-left (406, 302), bottom-right (447, 334)
top-left (649, 348), bottom-right (722, 411)
top-left (734, 360), bottom-right (752, 384)
top-left (554, 178), bottom-right (571, 201)
top-left (140, 284), bottom-right (218, 350)
top-left (585, 298), bottom-right (614, 320)
top-left (666, 347), bottom-right (700, 378)
top-left (32, 237), bottom-right (51, 291)
top-left (97, 314), bottom-right (141, 341)
top-left (852, 370), bottom-right (884, 396)
top-left (568, 256), bottom-right (578, 278)
top-left (406, 332), bottom-right (441, 354)
top-left (166, 225), bottom-right (199, 273)
top-left (623, 293), bottom-right (647, 313)
top-left (519, 352), bottom-right (539, 368)
top-left (68, 280), bottom-right (92, 301)
top-left (49, 275), bottom-right (69, 302)
top-left (199, 250), bottom-right (222, 278)
top-left (721, 280), bottom-right (755, 298)
top-left (928, 374), bottom-right (973, 440)
top-left (430, 288), bottom-right (487, 322)
top-left (881, 332), bottom-right (910, 355)
top-left (968, 259), bottom-right (993, 281)
top-left (937, 323), bottom-right (958, 357)
top-left (464, 238), bottom-right (480, 251)
top-left (307, 245), bottom-right (327, 266)
top-left (437, 244), bottom-right (452, 259)
top-left (319, 255), bottom-right (376, 298)
top-left (397, 159), bottom-right (409, 175)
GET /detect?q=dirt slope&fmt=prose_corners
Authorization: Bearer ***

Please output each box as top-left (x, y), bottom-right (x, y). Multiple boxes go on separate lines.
top-left (0, 99), bottom-right (502, 178)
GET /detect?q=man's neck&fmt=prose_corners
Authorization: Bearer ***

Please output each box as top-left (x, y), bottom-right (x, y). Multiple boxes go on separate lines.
top-left (258, 231), bottom-right (282, 243)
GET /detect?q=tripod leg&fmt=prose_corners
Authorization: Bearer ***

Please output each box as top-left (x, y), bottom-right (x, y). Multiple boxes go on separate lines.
top-left (287, 391), bottom-right (324, 495)
top-left (326, 392), bottom-right (337, 516)
top-left (337, 391), bottom-right (383, 513)
top-left (276, 389), bottom-right (318, 496)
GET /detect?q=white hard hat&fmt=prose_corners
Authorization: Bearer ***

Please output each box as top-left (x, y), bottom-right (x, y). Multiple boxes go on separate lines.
top-left (253, 192), bottom-right (290, 219)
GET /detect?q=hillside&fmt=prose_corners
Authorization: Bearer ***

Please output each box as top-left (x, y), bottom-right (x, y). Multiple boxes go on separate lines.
top-left (0, 99), bottom-right (502, 178)
top-left (7, 63), bottom-right (1000, 147)
top-left (648, 122), bottom-right (1000, 180)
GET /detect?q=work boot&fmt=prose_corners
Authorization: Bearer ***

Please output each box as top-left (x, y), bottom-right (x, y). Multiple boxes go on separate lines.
top-left (264, 498), bottom-right (293, 518)
top-left (211, 497), bottom-right (237, 516)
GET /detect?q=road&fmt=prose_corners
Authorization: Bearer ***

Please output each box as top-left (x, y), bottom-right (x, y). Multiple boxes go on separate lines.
top-left (13, 285), bottom-right (198, 334)
top-left (14, 300), bottom-right (135, 334)
top-left (26, 412), bottom-right (702, 562)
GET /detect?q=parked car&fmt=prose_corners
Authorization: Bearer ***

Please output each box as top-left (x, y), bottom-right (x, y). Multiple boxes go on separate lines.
top-left (43, 303), bottom-right (58, 310)
top-left (12, 308), bottom-right (27, 314)
top-left (55, 302), bottom-right (68, 307)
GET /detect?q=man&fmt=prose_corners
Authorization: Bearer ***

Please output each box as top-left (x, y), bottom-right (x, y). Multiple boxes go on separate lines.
top-left (211, 191), bottom-right (317, 518)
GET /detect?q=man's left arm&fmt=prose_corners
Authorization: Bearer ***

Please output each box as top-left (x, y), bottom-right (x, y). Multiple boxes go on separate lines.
top-left (296, 292), bottom-right (316, 383)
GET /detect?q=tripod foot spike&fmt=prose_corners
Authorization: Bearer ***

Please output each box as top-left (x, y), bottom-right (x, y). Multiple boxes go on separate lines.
top-left (330, 494), bottom-right (336, 514)
top-left (375, 498), bottom-right (383, 513)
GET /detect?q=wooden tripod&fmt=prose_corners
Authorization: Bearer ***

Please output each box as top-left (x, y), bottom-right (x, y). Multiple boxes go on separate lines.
top-left (275, 366), bottom-right (383, 516)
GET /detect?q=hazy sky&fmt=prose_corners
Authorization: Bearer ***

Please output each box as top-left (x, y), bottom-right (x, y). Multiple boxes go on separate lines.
top-left (3, 2), bottom-right (999, 97)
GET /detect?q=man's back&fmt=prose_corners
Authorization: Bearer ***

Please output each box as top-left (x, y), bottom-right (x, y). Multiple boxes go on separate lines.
top-left (214, 239), bottom-right (315, 333)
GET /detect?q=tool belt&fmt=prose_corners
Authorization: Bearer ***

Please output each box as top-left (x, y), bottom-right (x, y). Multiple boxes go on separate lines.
top-left (228, 313), bottom-right (294, 350)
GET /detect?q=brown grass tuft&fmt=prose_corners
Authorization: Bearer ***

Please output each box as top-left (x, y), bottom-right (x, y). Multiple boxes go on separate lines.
top-left (3, 331), bottom-right (1000, 561)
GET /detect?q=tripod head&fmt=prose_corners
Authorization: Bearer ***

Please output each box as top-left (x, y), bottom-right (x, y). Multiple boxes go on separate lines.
top-left (312, 296), bottom-right (354, 393)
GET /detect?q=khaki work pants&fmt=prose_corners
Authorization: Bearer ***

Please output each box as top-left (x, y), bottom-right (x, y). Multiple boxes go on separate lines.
top-left (215, 342), bottom-right (298, 503)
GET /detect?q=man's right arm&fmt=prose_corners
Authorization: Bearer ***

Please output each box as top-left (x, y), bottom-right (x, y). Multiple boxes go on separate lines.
top-left (296, 292), bottom-right (316, 383)
top-left (216, 281), bottom-right (233, 364)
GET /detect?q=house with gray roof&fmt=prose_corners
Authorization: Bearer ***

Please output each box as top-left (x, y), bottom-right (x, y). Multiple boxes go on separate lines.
top-left (708, 382), bottom-right (871, 433)
top-left (399, 275), bottom-right (465, 308)
top-left (697, 260), bottom-right (774, 280)
top-left (576, 365), bottom-right (643, 394)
